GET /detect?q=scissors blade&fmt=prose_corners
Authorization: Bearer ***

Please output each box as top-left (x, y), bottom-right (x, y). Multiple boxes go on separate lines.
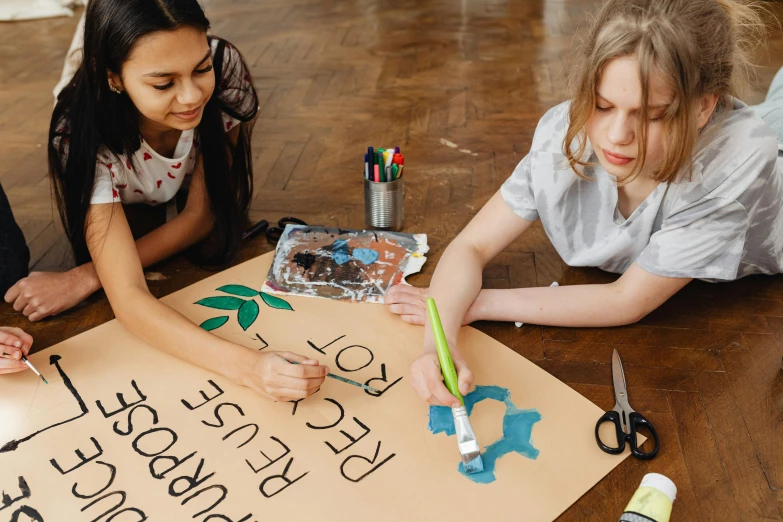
top-left (611, 349), bottom-right (633, 415)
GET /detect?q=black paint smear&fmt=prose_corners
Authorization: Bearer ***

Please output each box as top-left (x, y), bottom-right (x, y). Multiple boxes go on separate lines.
top-left (292, 252), bottom-right (315, 271)
top-left (0, 354), bottom-right (88, 453)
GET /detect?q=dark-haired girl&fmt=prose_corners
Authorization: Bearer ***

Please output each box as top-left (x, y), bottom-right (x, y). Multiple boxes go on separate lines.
top-left (3, 0), bottom-right (328, 399)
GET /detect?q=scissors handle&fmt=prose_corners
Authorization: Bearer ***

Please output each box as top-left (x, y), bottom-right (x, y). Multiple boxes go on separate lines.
top-left (627, 412), bottom-right (659, 460)
top-left (595, 410), bottom-right (626, 454)
top-left (266, 217), bottom-right (308, 243)
top-left (595, 410), bottom-right (660, 460)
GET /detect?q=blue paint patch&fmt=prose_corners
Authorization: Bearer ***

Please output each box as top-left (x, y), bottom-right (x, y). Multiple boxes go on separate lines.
top-left (428, 385), bottom-right (542, 484)
top-left (331, 239), bottom-right (350, 251)
top-left (352, 248), bottom-right (379, 265)
top-left (328, 239), bottom-right (351, 264)
top-left (332, 251), bottom-right (351, 265)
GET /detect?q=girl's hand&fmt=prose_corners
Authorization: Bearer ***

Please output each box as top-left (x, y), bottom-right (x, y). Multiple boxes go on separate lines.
top-left (387, 285), bottom-right (480, 325)
top-left (0, 326), bottom-right (33, 375)
top-left (4, 268), bottom-right (97, 321)
top-left (243, 351), bottom-right (329, 402)
top-left (409, 348), bottom-right (474, 407)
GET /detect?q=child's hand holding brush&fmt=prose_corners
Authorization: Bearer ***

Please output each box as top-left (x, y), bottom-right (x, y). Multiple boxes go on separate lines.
top-left (0, 326), bottom-right (33, 376)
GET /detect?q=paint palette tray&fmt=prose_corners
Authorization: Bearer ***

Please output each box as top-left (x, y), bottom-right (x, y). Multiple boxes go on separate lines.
top-left (262, 225), bottom-right (428, 303)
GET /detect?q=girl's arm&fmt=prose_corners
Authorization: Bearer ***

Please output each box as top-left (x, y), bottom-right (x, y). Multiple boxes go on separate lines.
top-left (84, 201), bottom-right (327, 401)
top-left (387, 190), bottom-right (534, 406)
top-left (468, 262), bottom-right (690, 326)
top-left (6, 155), bottom-right (214, 321)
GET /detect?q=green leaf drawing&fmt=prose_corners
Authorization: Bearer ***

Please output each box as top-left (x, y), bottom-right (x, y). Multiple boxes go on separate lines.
top-left (217, 284), bottom-right (259, 297)
top-left (238, 299), bottom-right (260, 331)
top-left (200, 316), bottom-right (229, 331)
top-left (259, 292), bottom-right (294, 311)
top-left (195, 296), bottom-right (246, 310)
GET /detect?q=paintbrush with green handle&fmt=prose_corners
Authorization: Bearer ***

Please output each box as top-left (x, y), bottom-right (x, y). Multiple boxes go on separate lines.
top-left (426, 297), bottom-right (484, 474)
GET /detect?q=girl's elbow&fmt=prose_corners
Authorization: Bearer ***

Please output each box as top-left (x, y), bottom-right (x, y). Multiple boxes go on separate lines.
top-left (106, 285), bottom-right (151, 327)
top-left (610, 283), bottom-right (654, 326)
top-left (618, 299), bottom-right (654, 326)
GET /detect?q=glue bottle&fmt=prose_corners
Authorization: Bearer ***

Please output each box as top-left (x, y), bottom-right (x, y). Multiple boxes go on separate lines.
top-left (619, 473), bottom-right (677, 522)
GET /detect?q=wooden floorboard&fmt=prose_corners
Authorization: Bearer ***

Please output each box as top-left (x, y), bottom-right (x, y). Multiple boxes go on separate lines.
top-left (1, 1), bottom-right (783, 520)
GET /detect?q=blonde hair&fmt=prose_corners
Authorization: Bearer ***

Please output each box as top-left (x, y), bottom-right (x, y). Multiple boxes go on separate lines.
top-left (564, 0), bottom-right (767, 184)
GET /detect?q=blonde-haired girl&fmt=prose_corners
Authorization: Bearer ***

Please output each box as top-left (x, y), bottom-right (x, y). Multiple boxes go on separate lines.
top-left (388, 0), bottom-right (783, 406)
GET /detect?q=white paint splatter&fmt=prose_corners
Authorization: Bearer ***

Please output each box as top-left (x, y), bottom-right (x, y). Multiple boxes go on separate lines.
top-left (440, 138), bottom-right (478, 156)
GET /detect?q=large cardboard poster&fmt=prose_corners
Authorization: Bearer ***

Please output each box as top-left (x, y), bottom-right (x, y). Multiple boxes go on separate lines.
top-left (0, 253), bottom-right (628, 521)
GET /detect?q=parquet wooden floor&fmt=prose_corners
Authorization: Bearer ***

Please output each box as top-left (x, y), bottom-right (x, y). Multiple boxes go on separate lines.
top-left (1, 1), bottom-right (783, 520)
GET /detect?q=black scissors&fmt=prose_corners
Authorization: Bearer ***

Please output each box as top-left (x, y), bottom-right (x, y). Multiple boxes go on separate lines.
top-left (242, 217), bottom-right (308, 244)
top-left (595, 349), bottom-right (660, 460)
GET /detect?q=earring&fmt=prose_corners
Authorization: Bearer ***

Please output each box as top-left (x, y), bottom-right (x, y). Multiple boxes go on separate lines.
top-left (109, 84), bottom-right (122, 94)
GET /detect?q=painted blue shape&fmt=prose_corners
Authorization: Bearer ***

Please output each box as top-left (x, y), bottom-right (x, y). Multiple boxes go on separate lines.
top-left (428, 405), bottom-right (455, 435)
top-left (328, 239), bottom-right (352, 265)
top-left (352, 248), bottom-right (379, 265)
top-left (427, 385), bottom-right (542, 484)
top-left (331, 239), bottom-right (349, 252)
top-left (332, 251), bottom-right (351, 265)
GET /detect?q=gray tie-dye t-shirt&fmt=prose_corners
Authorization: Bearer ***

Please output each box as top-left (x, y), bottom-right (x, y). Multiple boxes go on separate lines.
top-left (501, 99), bottom-right (783, 281)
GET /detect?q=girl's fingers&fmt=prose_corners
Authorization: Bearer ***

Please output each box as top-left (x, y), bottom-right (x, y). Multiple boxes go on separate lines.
top-left (422, 359), bottom-right (461, 407)
top-left (0, 348), bottom-right (22, 360)
top-left (22, 303), bottom-right (37, 318)
top-left (0, 331), bottom-right (23, 351)
top-left (271, 387), bottom-right (316, 401)
top-left (401, 314), bottom-right (425, 325)
top-left (453, 358), bottom-right (475, 397)
top-left (388, 303), bottom-right (424, 316)
top-left (27, 313), bottom-right (43, 322)
top-left (275, 374), bottom-right (325, 392)
top-left (410, 366), bottom-right (442, 406)
top-left (277, 358), bottom-right (329, 379)
top-left (12, 294), bottom-right (29, 313)
top-left (3, 282), bottom-right (21, 304)
top-left (0, 357), bottom-right (26, 370)
top-left (7, 328), bottom-right (32, 349)
top-left (276, 352), bottom-right (313, 364)
top-left (386, 284), bottom-right (427, 303)
top-left (0, 367), bottom-right (28, 375)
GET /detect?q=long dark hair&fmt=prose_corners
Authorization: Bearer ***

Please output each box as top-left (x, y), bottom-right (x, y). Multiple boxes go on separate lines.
top-left (49, 0), bottom-right (257, 266)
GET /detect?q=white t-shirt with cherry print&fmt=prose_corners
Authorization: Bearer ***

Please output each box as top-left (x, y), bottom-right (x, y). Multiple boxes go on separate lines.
top-left (91, 107), bottom-right (241, 206)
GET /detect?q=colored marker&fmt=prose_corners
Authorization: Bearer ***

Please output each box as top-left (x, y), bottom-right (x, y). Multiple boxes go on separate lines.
top-left (374, 164), bottom-right (380, 183)
top-left (242, 219), bottom-right (270, 242)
